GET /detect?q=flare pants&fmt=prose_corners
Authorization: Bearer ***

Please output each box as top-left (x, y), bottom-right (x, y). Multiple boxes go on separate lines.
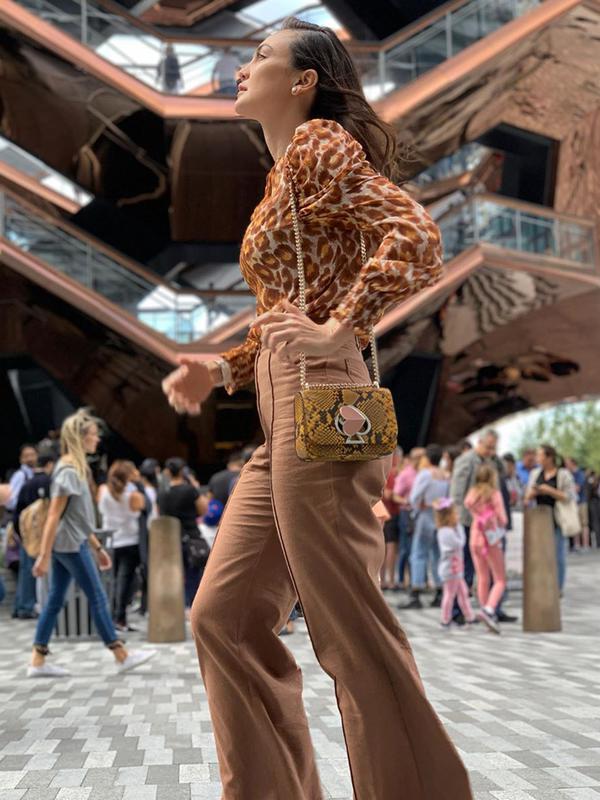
top-left (191, 339), bottom-right (472, 800)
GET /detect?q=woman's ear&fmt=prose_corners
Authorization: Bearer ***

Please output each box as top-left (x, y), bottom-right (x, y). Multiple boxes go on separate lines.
top-left (300, 68), bottom-right (318, 91)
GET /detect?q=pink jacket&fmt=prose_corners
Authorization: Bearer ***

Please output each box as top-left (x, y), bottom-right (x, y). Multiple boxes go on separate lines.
top-left (464, 488), bottom-right (508, 549)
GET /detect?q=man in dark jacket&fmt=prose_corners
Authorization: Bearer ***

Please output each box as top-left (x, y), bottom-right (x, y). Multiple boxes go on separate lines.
top-left (12, 452), bottom-right (55, 619)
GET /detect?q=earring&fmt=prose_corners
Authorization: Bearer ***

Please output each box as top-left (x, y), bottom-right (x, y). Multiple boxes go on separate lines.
top-left (292, 87), bottom-right (298, 95)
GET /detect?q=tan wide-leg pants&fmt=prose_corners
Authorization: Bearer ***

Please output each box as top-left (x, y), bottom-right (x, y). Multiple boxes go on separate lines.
top-left (191, 339), bottom-right (473, 800)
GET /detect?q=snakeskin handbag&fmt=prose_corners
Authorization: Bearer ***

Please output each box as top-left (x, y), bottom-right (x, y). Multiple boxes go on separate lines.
top-left (286, 165), bottom-right (398, 462)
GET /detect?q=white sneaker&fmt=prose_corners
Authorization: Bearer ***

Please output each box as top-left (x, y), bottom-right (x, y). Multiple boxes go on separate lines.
top-left (27, 662), bottom-right (71, 678)
top-left (477, 609), bottom-right (501, 635)
top-left (117, 649), bottom-right (157, 674)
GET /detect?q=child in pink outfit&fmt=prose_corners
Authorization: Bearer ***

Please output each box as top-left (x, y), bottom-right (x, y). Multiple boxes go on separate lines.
top-left (464, 464), bottom-right (508, 634)
top-left (433, 499), bottom-right (476, 629)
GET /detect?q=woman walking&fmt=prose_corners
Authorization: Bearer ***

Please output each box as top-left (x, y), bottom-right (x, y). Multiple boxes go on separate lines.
top-left (98, 460), bottom-right (146, 632)
top-left (162, 17), bottom-right (472, 800)
top-left (28, 410), bottom-right (155, 677)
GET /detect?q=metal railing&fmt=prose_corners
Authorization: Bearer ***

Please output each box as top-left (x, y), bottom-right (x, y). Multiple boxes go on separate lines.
top-left (0, 136), bottom-right (92, 207)
top-left (413, 142), bottom-right (492, 186)
top-left (355, 0), bottom-right (540, 100)
top-left (0, 191), bottom-right (254, 342)
top-left (15, 0), bottom-right (539, 99)
top-left (15, 0), bottom-right (327, 96)
top-left (439, 195), bottom-right (597, 268)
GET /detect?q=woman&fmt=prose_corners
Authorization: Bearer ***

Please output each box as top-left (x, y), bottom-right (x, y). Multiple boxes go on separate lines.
top-left (524, 444), bottom-right (576, 594)
top-left (403, 443), bottom-right (449, 610)
top-left (379, 446), bottom-right (404, 590)
top-left (28, 409), bottom-right (155, 677)
top-left (162, 17), bottom-right (472, 800)
top-left (98, 460), bottom-right (146, 632)
top-left (158, 458), bottom-right (208, 611)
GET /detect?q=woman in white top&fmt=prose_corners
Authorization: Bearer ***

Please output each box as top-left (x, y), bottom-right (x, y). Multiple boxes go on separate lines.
top-left (98, 460), bottom-right (145, 632)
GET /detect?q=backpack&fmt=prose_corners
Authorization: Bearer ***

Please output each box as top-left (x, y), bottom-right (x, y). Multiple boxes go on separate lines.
top-left (20, 467), bottom-right (70, 558)
top-left (19, 498), bottom-right (50, 558)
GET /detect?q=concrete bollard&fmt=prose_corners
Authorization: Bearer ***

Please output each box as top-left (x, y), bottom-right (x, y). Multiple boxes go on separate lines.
top-left (148, 516), bottom-right (186, 643)
top-left (523, 506), bottom-right (561, 633)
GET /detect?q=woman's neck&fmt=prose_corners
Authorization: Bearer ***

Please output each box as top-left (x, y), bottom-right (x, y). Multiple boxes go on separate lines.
top-left (262, 113), bottom-right (310, 162)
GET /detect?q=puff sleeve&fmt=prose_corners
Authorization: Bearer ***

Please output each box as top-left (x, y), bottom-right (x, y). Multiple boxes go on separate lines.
top-left (287, 119), bottom-right (443, 335)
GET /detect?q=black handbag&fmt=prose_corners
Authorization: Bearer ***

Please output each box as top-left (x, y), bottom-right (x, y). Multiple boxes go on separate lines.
top-left (183, 532), bottom-right (210, 568)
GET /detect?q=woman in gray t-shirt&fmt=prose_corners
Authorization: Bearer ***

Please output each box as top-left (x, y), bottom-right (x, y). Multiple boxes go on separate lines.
top-left (28, 409), bottom-right (155, 678)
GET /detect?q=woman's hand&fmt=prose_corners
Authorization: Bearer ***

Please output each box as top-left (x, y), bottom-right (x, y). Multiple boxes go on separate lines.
top-left (96, 548), bottom-right (112, 572)
top-left (250, 300), bottom-right (353, 361)
top-left (162, 357), bottom-right (219, 416)
top-left (32, 552), bottom-right (50, 578)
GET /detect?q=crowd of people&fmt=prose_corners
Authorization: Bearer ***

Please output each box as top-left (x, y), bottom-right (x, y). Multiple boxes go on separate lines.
top-left (379, 431), bottom-right (595, 632)
top-left (0, 412), bottom-right (595, 672)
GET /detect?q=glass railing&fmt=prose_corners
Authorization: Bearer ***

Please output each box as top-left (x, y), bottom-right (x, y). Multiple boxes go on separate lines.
top-left (14, 0), bottom-right (327, 96)
top-left (1, 192), bottom-right (254, 342)
top-left (14, 0), bottom-right (539, 99)
top-left (439, 196), bottom-right (597, 268)
top-left (355, 0), bottom-right (540, 101)
top-left (0, 136), bottom-right (92, 207)
top-left (413, 142), bottom-right (492, 186)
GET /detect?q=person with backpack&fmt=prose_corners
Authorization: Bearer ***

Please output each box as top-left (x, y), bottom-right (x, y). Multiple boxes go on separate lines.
top-left (28, 409), bottom-right (156, 678)
top-left (464, 465), bottom-right (508, 634)
top-left (12, 452), bottom-right (56, 619)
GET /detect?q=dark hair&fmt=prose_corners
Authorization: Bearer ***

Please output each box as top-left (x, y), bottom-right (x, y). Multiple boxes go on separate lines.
top-left (165, 457), bottom-right (186, 478)
top-left (140, 458), bottom-right (160, 487)
top-left (540, 444), bottom-right (561, 466)
top-left (37, 452), bottom-right (56, 468)
top-left (20, 443), bottom-right (37, 456)
top-left (227, 450), bottom-right (244, 466)
top-left (281, 17), bottom-right (407, 181)
top-left (502, 452), bottom-right (515, 463)
top-left (425, 443), bottom-right (443, 467)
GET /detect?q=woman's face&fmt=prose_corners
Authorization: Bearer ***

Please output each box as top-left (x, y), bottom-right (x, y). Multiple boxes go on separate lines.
top-left (536, 448), bottom-right (550, 469)
top-left (235, 30), bottom-right (314, 123)
top-left (82, 424), bottom-right (100, 455)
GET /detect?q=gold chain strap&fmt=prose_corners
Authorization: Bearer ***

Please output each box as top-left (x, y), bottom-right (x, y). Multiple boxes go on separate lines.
top-left (285, 164), bottom-right (381, 391)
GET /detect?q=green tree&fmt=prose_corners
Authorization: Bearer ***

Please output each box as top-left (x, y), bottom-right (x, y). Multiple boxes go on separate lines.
top-left (514, 401), bottom-right (600, 470)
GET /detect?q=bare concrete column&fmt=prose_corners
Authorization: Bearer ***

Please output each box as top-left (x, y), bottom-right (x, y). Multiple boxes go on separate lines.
top-left (523, 506), bottom-right (561, 633)
top-left (148, 516), bottom-right (186, 643)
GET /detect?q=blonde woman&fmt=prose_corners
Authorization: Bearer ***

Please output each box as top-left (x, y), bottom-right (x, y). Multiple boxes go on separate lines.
top-left (28, 409), bottom-right (156, 677)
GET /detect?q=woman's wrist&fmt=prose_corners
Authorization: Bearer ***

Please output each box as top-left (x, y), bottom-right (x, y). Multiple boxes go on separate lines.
top-left (324, 316), bottom-right (354, 345)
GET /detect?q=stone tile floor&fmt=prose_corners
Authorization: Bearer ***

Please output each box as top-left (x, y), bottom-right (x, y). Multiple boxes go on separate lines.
top-left (1, 550), bottom-right (599, 799)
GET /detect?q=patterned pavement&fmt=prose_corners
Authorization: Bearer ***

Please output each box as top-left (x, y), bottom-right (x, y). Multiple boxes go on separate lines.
top-left (1, 549), bottom-right (599, 800)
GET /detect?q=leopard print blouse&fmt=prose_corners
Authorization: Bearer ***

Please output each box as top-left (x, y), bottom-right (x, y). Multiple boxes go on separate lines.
top-left (220, 118), bottom-right (442, 394)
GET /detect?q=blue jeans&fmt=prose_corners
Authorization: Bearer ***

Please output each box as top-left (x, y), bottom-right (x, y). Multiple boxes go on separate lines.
top-left (34, 542), bottom-right (119, 647)
top-left (554, 525), bottom-right (567, 591)
top-left (13, 543), bottom-right (37, 615)
top-left (0, 573), bottom-right (5, 604)
top-left (397, 510), bottom-right (412, 585)
top-left (409, 509), bottom-right (441, 589)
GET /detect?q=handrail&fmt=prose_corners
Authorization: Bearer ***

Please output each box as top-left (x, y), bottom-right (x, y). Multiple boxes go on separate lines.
top-left (0, 186), bottom-right (256, 344)
top-left (96, 0), bottom-right (327, 46)
top-left (437, 191), bottom-right (599, 229)
top-left (7, 0), bottom-right (546, 103)
top-left (0, 160), bottom-right (81, 215)
top-left (0, 182), bottom-right (247, 300)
